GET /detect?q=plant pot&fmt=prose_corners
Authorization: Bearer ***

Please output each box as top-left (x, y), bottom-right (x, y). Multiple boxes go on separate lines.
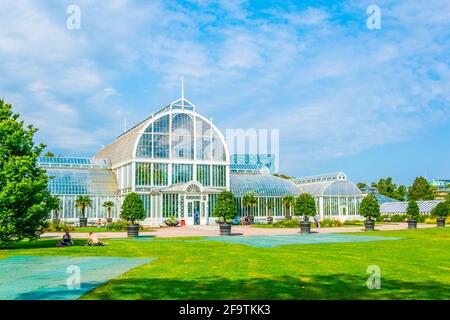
top-left (127, 224), bottom-right (140, 237)
top-left (79, 217), bottom-right (88, 228)
top-left (407, 219), bottom-right (417, 229)
top-left (267, 217), bottom-right (273, 224)
top-left (219, 223), bottom-right (232, 236)
top-left (107, 218), bottom-right (113, 223)
top-left (364, 219), bottom-right (375, 231)
top-left (437, 217), bottom-right (446, 228)
top-left (300, 221), bottom-right (311, 234)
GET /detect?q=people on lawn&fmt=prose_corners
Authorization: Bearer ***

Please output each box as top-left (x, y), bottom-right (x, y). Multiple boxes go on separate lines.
top-left (57, 231), bottom-right (73, 247)
top-left (86, 232), bottom-right (106, 246)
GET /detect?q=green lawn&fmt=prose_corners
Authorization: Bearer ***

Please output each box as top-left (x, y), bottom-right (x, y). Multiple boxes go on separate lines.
top-left (0, 227), bottom-right (449, 300)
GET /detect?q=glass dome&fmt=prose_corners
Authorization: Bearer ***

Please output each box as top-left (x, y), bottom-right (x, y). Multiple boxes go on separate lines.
top-left (230, 174), bottom-right (300, 197)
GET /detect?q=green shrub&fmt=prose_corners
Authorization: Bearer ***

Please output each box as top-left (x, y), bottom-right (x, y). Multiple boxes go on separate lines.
top-left (343, 220), bottom-right (364, 226)
top-left (273, 219), bottom-right (300, 228)
top-left (45, 221), bottom-right (75, 232)
top-left (377, 214), bottom-right (428, 223)
top-left (320, 219), bottom-right (343, 228)
top-left (106, 220), bottom-right (144, 231)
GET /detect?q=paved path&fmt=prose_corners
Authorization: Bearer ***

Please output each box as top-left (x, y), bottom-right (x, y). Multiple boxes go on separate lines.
top-left (41, 223), bottom-right (436, 239)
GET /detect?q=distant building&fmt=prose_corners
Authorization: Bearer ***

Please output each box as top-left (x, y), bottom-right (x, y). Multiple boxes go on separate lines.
top-left (430, 179), bottom-right (450, 200)
top-left (230, 154), bottom-right (276, 174)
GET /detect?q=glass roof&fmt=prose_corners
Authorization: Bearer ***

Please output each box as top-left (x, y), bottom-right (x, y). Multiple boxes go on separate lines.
top-left (230, 174), bottom-right (300, 197)
top-left (374, 193), bottom-right (398, 203)
top-left (380, 200), bottom-right (442, 214)
top-left (230, 163), bottom-right (269, 175)
top-left (45, 168), bottom-right (118, 195)
top-left (293, 172), bottom-right (347, 184)
top-left (297, 180), bottom-right (362, 197)
top-left (38, 157), bottom-right (110, 169)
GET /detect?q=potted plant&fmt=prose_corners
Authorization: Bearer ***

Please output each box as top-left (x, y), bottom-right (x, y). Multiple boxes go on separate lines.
top-left (265, 198), bottom-right (275, 224)
top-left (164, 215), bottom-right (180, 227)
top-left (48, 196), bottom-right (61, 225)
top-left (120, 192), bottom-right (146, 237)
top-left (359, 194), bottom-right (380, 231)
top-left (75, 195), bottom-right (92, 228)
top-left (102, 201), bottom-right (115, 223)
top-left (213, 191), bottom-right (237, 236)
top-left (430, 201), bottom-right (449, 228)
top-left (294, 193), bottom-right (316, 234)
top-left (406, 199), bottom-right (420, 229)
top-left (282, 195), bottom-right (295, 220)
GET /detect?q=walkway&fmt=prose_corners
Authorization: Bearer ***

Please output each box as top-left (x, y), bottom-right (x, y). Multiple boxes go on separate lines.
top-left (41, 223), bottom-right (436, 239)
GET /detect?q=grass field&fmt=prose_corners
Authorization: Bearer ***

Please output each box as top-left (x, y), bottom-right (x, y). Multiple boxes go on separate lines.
top-left (0, 227), bottom-right (449, 300)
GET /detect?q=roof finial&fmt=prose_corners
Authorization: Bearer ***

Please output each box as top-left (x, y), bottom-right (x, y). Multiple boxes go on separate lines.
top-left (181, 76), bottom-right (185, 109)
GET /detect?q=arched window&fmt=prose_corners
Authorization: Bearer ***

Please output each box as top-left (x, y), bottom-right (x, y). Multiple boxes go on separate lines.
top-left (172, 114), bottom-right (194, 159)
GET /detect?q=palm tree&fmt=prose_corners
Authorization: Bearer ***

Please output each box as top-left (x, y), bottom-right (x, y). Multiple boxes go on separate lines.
top-left (48, 196), bottom-right (61, 223)
top-left (75, 195), bottom-right (92, 227)
top-left (242, 193), bottom-right (257, 217)
top-left (281, 195), bottom-right (295, 219)
top-left (102, 201), bottom-right (115, 222)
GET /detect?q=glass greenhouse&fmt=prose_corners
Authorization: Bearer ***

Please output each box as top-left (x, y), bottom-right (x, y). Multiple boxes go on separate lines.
top-left (40, 96), bottom-right (365, 225)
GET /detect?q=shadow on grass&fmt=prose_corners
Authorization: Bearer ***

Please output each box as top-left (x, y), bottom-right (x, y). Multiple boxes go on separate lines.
top-left (0, 239), bottom-right (86, 250)
top-left (85, 274), bottom-right (450, 300)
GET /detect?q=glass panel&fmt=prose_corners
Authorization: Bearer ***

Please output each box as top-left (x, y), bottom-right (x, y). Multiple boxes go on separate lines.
top-left (172, 164), bottom-right (193, 184)
top-left (171, 114), bottom-right (194, 160)
top-left (153, 163), bottom-right (168, 186)
top-left (197, 165), bottom-right (210, 187)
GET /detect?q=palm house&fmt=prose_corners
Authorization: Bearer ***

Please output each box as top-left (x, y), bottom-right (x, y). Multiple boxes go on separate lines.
top-left (39, 95), bottom-right (364, 226)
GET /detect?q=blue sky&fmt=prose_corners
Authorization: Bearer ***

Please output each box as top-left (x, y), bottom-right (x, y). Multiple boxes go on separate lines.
top-left (0, 0), bottom-right (449, 186)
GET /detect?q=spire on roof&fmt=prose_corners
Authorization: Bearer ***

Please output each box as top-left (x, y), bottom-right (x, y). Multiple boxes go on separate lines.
top-left (181, 76), bottom-right (185, 109)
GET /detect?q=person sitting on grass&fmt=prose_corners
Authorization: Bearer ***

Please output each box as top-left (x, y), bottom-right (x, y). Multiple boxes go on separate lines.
top-left (86, 232), bottom-right (106, 246)
top-left (57, 231), bottom-right (73, 247)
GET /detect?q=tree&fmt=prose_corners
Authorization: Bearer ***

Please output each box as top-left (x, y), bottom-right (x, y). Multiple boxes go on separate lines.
top-left (408, 177), bottom-right (436, 201)
top-left (213, 191), bottom-right (237, 223)
top-left (242, 193), bottom-right (257, 216)
top-left (281, 195), bottom-right (295, 217)
top-left (430, 202), bottom-right (449, 218)
top-left (372, 177), bottom-right (407, 201)
top-left (359, 194), bottom-right (380, 221)
top-left (406, 199), bottom-right (420, 220)
top-left (265, 198), bottom-right (275, 217)
top-left (294, 193), bottom-right (316, 221)
top-left (120, 193), bottom-right (145, 224)
top-left (273, 173), bottom-right (293, 180)
top-left (43, 151), bottom-right (55, 157)
top-left (75, 195), bottom-right (92, 218)
top-left (48, 196), bottom-right (61, 220)
top-left (0, 99), bottom-right (52, 244)
top-left (396, 185), bottom-right (407, 201)
top-left (102, 201), bottom-right (115, 220)
top-left (357, 182), bottom-right (367, 189)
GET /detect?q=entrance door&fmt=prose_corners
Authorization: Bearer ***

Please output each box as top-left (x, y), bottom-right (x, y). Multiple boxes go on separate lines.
top-left (186, 200), bottom-right (201, 225)
top-left (339, 205), bottom-right (348, 216)
top-left (193, 201), bottom-right (200, 225)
